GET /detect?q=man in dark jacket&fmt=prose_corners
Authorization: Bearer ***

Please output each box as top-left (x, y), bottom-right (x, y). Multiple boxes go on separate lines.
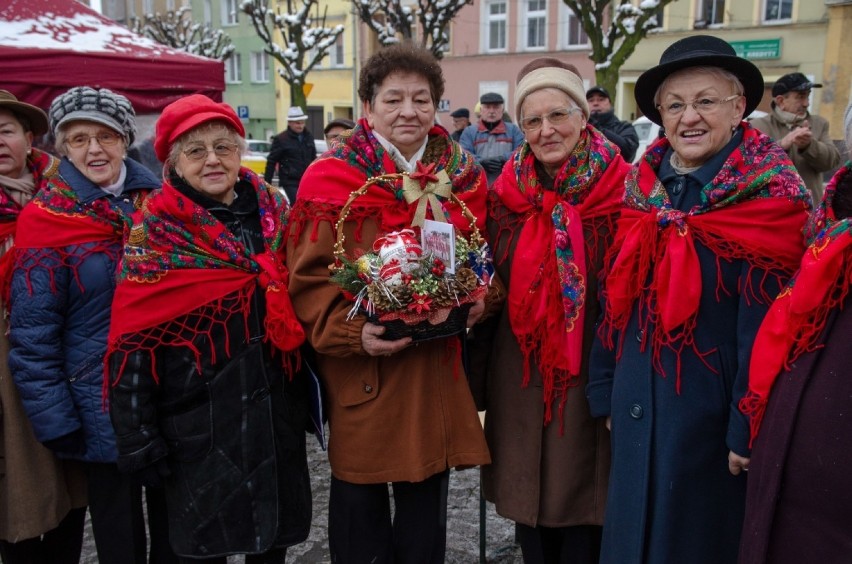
top-left (449, 107), bottom-right (470, 141)
top-left (586, 86), bottom-right (639, 162)
top-left (264, 106), bottom-right (317, 203)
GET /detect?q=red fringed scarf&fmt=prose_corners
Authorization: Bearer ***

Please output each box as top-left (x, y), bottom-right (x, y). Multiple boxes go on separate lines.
top-left (288, 119), bottom-right (486, 245)
top-left (9, 165), bottom-right (146, 300)
top-left (0, 149), bottom-right (59, 302)
top-left (601, 124), bottom-right (810, 390)
top-left (106, 170), bottom-right (305, 386)
top-left (491, 126), bottom-right (629, 427)
top-left (740, 163), bottom-right (852, 446)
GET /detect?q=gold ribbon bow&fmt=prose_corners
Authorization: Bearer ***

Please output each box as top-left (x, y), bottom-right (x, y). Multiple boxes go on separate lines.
top-left (402, 162), bottom-right (452, 227)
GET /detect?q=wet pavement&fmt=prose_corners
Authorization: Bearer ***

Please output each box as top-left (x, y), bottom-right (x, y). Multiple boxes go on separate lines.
top-left (80, 430), bottom-right (522, 563)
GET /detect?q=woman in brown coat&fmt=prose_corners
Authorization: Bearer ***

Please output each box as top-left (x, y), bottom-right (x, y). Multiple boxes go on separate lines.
top-left (286, 44), bottom-right (490, 563)
top-left (468, 59), bottom-right (629, 563)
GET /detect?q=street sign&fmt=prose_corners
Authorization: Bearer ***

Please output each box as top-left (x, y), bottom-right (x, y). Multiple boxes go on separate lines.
top-left (237, 105), bottom-right (249, 119)
top-left (729, 39), bottom-right (781, 60)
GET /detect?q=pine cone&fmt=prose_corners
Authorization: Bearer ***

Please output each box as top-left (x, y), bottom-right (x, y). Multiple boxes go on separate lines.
top-left (454, 268), bottom-right (479, 292)
top-left (432, 283), bottom-right (456, 308)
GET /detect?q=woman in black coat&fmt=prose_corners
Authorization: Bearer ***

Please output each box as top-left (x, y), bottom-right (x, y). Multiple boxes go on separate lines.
top-left (106, 95), bottom-right (311, 563)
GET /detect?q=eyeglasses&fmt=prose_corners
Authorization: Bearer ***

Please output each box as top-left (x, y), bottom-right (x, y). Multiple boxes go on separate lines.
top-left (656, 94), bottom-right (741, 118)
top-left (65, 131), bottom-right (123, 149)
top-left (182, 142), bottom-right (239, 161)
top-left (519, 107), bottom-right (581, 132)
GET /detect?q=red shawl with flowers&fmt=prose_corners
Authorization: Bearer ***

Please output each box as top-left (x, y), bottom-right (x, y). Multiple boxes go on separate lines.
top-left (289, 118), bottom-right (485, 255)
top-left (0, 149), bottom-right (59, 301)
top-left (601, 124), bottom-right (811, 390)
top-left (106, 169), bottom-right (304, 385)
top-left (491, 125), bottom-right (629, 427)
top-left (740, 163), bottom-right (852, 445)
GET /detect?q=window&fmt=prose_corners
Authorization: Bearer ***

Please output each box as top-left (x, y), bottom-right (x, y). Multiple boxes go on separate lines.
top-left (166, 0), bottom-right (174, 11)
top-left (330, 34), bottom-right (345, 67)
top-left (764, 0), bottom-right (792, 22)
top-left (563, 5), bottom-right (588, 48)
top-left (221, 0), bottom-right (238, 26)
top-left (696, 0), bottom-right (724, 26)
top-left (142, 0), bottom-right (153, 15)
top-left (524, 0), bottom-right (547, 49)
top-left (203, 0), bottom-right (212, 25)
top-left (650, 6), bottom-right (665, 28)
top-left (250, 52), bottom-right (269, 83)
top-left (485, 0), bottom-right (507, 52)
top-left (225, 53), bottom-right (241, 84)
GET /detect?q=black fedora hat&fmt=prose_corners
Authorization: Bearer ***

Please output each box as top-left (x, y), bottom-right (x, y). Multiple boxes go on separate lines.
top-left (635, 35), bottom-right (764, 126)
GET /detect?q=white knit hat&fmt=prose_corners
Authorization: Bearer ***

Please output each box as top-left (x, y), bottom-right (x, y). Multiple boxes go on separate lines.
top-left (49, 86), bottom-right (137, 145)
top-left (515, 67), bottom-right (589, 122)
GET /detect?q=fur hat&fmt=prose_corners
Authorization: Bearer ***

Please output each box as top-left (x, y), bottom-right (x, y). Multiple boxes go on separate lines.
top-left (0, 90), bottom-right (49, 136)
top-left (49, 86), bottom-right (137, 145)
top-left (515, 66), bottom-right (589, 122)
top-left (154, 94), bottom-right (245, 163)
top-left (287, 107), bottom-right (308, 121)
top-left (635, 35), bottom-right (764, 126)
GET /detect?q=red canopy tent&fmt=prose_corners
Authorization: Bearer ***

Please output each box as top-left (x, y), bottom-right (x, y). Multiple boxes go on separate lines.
top-left (0, 0), bottom-right (224, 113)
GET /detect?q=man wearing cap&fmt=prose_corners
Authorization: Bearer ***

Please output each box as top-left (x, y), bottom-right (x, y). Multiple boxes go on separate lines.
top-left (459, 92), bottom-right (524, 185)
top-left (264, 106), bottom-right (317, 203)
top-left (323, 118), bottom-right (356, 146)
top-left (449, 107), bottom-right (470, 141)
top-left (587, 85), bottom-right (639, 162)
top-left (750, 72), bottom-right (841, 202)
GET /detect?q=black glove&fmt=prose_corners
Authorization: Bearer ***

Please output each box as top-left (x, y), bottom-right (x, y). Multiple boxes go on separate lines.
top-left (480, 157), bottom-right (505, 174)
top-left (131, 458), bottom-right (172, 489)
top-left (42, 429), bottom-right (86, 457)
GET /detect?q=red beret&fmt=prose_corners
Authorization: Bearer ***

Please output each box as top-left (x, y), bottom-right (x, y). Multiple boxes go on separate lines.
top-left (154, 94), bottom-right (245, 162)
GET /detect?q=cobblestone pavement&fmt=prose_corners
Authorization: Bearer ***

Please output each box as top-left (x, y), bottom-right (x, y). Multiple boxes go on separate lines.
top-left (80, 432), bottom-right (522, 563)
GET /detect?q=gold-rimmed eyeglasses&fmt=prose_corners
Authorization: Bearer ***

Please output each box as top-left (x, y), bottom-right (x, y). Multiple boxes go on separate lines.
top-left (182, 142), bottom-right (239, 161)
top-left (656, 94), bottom-right (741, 118)
top-left (65, 131), bottom-right (123, 149)
top-left (519, 107), bottom-right (582, 132)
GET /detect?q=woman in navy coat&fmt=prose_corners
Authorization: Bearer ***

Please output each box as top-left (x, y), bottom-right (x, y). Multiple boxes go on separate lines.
top-left (586, 36), bottom-right (811, 564)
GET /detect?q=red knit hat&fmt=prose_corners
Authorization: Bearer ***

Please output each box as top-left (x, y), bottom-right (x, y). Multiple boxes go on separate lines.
top-left (154, 94), bottom-right (245, 162)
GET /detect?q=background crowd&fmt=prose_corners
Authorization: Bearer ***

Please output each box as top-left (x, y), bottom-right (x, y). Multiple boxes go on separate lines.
top-left (0, 34), bottom-right (850, 564)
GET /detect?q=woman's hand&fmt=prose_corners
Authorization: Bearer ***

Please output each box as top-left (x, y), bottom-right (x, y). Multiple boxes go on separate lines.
top-left (728, 451), bottom-right (750, 476)
top-left (361, 322), bottom-right (412, 357)
top-left (466, 299), bottom-right (486, 328)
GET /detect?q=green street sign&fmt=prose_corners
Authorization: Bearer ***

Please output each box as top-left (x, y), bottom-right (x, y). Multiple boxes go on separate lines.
top-left (729, 39), bottom-right (781, 60)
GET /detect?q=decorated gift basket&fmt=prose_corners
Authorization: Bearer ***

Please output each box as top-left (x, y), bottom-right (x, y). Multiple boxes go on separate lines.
top-left (329, 169), bottom-right (493, 342)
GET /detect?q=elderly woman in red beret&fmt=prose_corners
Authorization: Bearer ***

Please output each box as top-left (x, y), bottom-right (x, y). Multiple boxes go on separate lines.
top-left (105, 94), bottom-right (311, 564)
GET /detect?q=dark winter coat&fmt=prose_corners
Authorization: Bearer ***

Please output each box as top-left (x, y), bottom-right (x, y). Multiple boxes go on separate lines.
top-left (108, 179), bottom-right (311, 558)
top-left (739, 305), bottom-right (852, 563)
top-left (588, 110), bottom-right (639, 162)
top-left (8, 158), bottom-right (157, 463)
top-left (587, 140), bottom-right (784, 564)
top-left (264, 127), bottom-right (317, 202)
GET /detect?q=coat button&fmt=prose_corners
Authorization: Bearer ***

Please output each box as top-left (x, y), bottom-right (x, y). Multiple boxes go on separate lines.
top-left (671, 179), bottom-right (684, 196)
top-left (364, 384), bottom-right (373, 393)
top-left (251, 387), bottom-right (270, 402)
top-left (629, 404), bottom-right (644, 419)
top-left (636, 329), bottom-right (644, 343)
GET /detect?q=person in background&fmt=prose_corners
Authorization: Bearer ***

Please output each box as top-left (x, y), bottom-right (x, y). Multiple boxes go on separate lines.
top-left (749, 72), bottom-right (841, 203)
top-left (738, 101), bottom-right (852, 564)
top-left (286, 43), bottom-right (490, 564)
top-left (323, 118), bottom-right (356, 147)
top-left (106, 94), bottom-right (311, 564)
top-left (468, 57), bottom-right (629, 564)
top-left (586, 86), bottom-right (639, 162)
top-left (0, 90), bottom-right (87, 564)
top-left (586, 36), bottom-right (811, 564)
top-left (7, 86), bottom-right (176, 564)
top-left (264, 106), bottom-right (317, 202)
top-left (449, 107), bottom-right (470, 141)
top-left (460, 92), bottom-right (524, 185)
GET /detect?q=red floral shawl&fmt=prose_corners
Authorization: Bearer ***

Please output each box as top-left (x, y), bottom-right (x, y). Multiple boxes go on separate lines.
top-left (289, 119), bottom-right (486, 245)
top-left (741, 163), bottom-right (852, 445)
top-left (491, 125), bottom-right (629, 426)
top-left (601, 124), bottom-right (811, 389)
top-left (107, 169), bottom-right (304, 384)
top-left (0, 149), bottom-right (59, 301)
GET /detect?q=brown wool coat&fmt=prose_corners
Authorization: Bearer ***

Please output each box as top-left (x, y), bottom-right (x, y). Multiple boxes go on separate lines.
top-left (286, 212), bottom-right (490, 485)
top-left (467, 194), bottom-right (612, 528)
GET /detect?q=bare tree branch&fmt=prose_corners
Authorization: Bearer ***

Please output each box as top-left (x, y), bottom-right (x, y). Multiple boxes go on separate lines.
top-left (131, 6), bottom-right (235, 61)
